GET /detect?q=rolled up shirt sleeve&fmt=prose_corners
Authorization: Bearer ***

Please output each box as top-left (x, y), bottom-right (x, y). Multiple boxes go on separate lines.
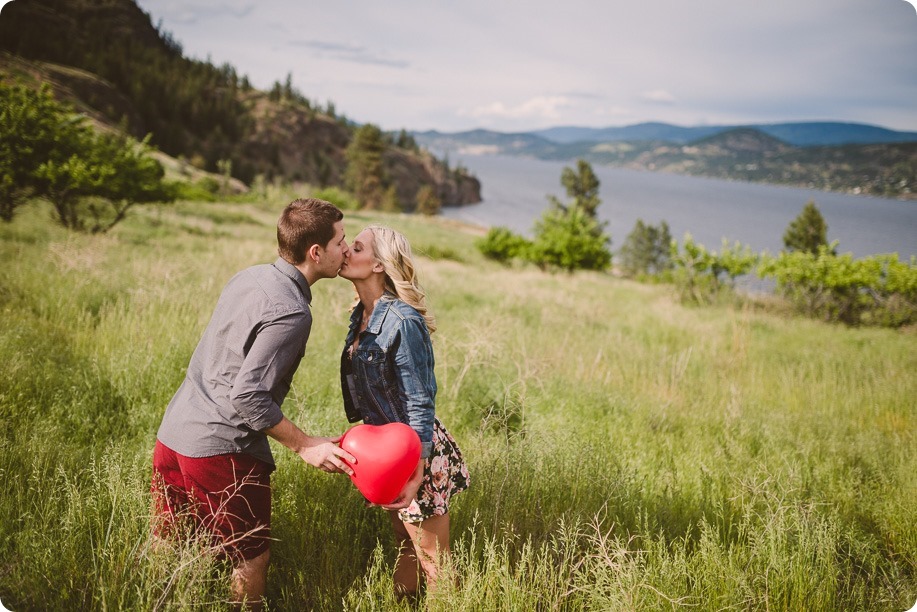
top-left (229, 310), bottom-right (311, 431)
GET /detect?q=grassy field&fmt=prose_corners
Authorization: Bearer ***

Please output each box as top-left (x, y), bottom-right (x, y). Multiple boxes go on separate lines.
top-left (0, 197), bottom-right (914, 611)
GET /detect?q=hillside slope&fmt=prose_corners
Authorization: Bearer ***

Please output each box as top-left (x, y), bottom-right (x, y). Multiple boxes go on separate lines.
top-left (0, 0), bottom-right (481, 208)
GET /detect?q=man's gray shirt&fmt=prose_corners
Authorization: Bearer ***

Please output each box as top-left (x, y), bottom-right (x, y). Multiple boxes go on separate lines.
top-left (157, 258), bottom-right (312, 466)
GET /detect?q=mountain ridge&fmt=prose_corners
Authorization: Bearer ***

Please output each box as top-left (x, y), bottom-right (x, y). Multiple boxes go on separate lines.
top-left (428, 121), bottom-right (917, 148)
top-left (413, 125), bottom-right (917, 200)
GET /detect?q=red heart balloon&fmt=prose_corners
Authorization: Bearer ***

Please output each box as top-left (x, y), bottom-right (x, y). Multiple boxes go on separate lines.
top-left (339, 423), bottom-right (422, 504)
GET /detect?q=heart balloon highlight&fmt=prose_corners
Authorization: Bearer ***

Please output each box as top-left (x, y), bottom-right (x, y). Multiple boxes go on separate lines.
top-left (339, 423), bottom-right (422, 504)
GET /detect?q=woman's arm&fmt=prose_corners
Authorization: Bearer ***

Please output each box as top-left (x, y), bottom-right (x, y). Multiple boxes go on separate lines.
top-left (392, 316), bottom-right (437, 459)
top-left (380, 458), bottom-right (425, 509)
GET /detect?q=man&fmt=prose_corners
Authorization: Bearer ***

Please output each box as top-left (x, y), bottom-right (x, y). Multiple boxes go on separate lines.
top-left (151, 198), bottom-right (357, 610)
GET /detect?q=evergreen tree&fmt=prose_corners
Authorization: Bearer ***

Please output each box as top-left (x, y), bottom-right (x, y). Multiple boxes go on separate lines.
top-left (529, 159), bottom-right (611, 271)
top-left (619, 219), bottom-right (673, 277)
top-left (396, 129), bottom-right (417, 151)
top-left (344, 124), bottom-right (387, 209)
top-left (783, 200), bottom-right (829, 254)
top-left (415, 185), bottom-right (441, 216)
top-left (549, 158), bottom-right (601, 217)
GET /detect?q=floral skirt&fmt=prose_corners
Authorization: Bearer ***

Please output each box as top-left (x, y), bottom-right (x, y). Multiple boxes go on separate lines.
top-left (398, 418), bottom-right (469, 523)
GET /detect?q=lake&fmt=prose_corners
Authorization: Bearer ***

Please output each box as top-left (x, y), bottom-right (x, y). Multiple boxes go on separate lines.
top-left (440, 154), bottom-right (917, 260)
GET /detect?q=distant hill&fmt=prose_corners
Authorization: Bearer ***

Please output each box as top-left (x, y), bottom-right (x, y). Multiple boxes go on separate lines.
top-left (0, 0), bottom-right (481, 208)
top-left (414, 126), bottom-right (917, 200)
top-left (533, 121), bottom-right (917, 147)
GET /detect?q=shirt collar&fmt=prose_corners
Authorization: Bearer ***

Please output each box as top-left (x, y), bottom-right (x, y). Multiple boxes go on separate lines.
top-left (273, 257), bottom-right (312, 304)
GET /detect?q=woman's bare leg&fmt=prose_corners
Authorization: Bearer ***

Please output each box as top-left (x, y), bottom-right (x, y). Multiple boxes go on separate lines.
top-left (402, 513), bottom-right (450, 595)
top-left (388, 511), bottom-right (421, 597)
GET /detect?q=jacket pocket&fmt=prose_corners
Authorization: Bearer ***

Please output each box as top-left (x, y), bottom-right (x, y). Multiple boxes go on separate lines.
top-left (355, 349), bottom-right (387, 386)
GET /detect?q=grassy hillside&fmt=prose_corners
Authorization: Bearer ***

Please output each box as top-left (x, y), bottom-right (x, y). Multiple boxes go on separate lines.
top-left (0, 197), bottom-right (914, 610)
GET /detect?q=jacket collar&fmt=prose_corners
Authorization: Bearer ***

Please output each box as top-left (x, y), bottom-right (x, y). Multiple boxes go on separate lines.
top-left (273, 257), bottom-right (312, 303)
top-left (349, 292), bottom-right (396, 335)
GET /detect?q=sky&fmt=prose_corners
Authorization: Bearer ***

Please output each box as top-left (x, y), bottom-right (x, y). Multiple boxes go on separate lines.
top-left (132, 0), bottom-right (917, 134)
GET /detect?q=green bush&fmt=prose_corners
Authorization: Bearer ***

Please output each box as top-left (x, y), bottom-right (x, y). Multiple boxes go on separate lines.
top-left (529, 205), bottom-right (611, 272)
top-left (670, 235), bottom-right (758, 304)
top-left (172, 178), bottom-right (220, 202)
top-left (758, 246), bottom-right (917, 326)
top-left (1, 80), bottom-right (173, 231)
top-left (312, 186), bottom-right (360, 211)
top-left (476, 226), bottom-right (531, 263)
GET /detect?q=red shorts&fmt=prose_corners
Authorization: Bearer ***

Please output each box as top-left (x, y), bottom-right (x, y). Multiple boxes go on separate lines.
top-left (151, 440), bottom-right (273, 562)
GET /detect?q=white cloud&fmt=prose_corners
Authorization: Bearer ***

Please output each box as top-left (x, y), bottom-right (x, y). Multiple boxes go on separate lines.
top-left (463, 96), bottom-right (572, 121)
top-left (641, 90), bottom-right (677, 105)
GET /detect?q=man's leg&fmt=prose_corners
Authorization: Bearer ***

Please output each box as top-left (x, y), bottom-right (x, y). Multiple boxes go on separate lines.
top-left (175, 452), bottom-right (273, 609)
top-left (231, 548), bottom-right (270, 611)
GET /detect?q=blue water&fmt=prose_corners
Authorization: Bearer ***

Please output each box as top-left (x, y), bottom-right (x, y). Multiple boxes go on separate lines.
top-left (441, 154), bottom-right (917, 260)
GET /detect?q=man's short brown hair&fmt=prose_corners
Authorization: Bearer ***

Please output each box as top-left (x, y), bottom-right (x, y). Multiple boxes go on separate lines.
top-left (277, 198), bottom-right (344, 264)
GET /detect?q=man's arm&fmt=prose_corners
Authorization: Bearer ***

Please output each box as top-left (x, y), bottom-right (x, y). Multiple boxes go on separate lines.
top-left (264, 416), bottom-right (356, 475)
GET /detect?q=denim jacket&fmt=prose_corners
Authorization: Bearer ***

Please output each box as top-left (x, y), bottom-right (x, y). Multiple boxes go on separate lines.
top-left (341, 294), bottom-right (436, 458)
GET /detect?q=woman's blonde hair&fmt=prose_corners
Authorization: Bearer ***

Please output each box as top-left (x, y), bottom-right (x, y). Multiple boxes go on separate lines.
top-left (367, 225), bottom-right (436, 333)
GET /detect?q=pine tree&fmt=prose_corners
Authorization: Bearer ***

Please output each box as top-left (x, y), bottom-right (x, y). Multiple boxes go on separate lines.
top-left (783, 200), bottom-right (829, 254)
top-left (415, 185), bottom-right (441, 216)
top-left (619, 219), bottom-right (673, 277)
top-left (344, 124), bottom-right (387, 209)
top-left (551, 159), bottom-right (601, 217)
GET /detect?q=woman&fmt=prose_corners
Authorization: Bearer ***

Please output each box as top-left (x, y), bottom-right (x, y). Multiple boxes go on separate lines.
top-left (339, 225), bottom-right (469, 598)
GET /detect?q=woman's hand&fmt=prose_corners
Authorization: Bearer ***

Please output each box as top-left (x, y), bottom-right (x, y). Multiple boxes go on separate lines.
top-left (380, 458), bottom-right (425, 510)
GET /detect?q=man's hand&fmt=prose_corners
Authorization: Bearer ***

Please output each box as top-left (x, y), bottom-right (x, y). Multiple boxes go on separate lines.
top-left (264, 417), bottom-right (356, 476)
top-left (299, 436), bottom-right (356, 476)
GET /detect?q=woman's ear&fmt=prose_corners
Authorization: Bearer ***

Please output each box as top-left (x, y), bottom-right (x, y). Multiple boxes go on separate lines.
top-left (372, 261), bottom-right (384, 273)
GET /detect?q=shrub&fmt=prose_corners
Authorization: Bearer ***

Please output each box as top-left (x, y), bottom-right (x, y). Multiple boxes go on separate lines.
top-left (528, 205), bottom-right (611, 272)
top-left (1, 80), bottom-right (173, 231)
top-left (476, 227), bottom-right (531, 263)
top-left (758, 246), bottom-right (917, 326)
top-left (312, 186), bottom-right (360, 211)
top-left (670, 235), bottom-right (758, 304)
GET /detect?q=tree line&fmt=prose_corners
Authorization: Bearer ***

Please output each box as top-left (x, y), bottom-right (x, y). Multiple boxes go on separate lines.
top-left (0, 78), bottom-right (455, 231)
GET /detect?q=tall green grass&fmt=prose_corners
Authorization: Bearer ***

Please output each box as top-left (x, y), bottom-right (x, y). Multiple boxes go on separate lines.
top-left (1, 199), bottom-right (914, 610)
